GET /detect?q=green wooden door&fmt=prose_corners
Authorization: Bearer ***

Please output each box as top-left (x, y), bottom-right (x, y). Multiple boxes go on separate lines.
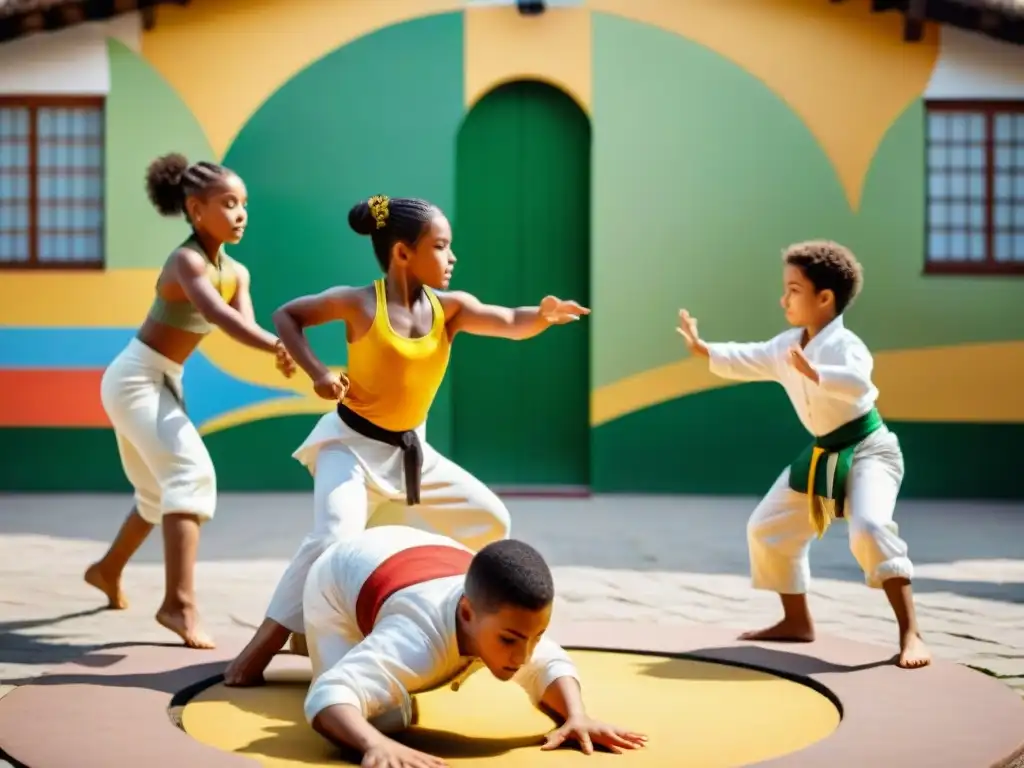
top-left (451, 81), bottom-right (591, 489)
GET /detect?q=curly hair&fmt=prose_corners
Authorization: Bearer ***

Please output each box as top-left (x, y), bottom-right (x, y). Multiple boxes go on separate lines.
top-left (783, 240), bottom-right (864, 314)
top-left (464, 539), bottom-right (554, 615)
top-left (145, 152), bottom-right (233, 218)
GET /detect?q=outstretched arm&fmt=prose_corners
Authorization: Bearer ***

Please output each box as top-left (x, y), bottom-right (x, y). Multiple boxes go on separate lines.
top-left (788, 342), bottom-right (876, 403)
top-left (677, 309), bottom-right (783, 383)
top-left (272, 287), bottom-right (362, 384)
top-left (172, 248), bottom-right (278, 352)
top-left (441, 291), bottom-right (589, 340)
top-left (229, 263), bottom-right (295, 378)
top-left (706, 339), bottom-right (784, 383)
top-left (305, 615), bottom-right (444, 765)
top-left (515, 638), bottom-right (647, 755)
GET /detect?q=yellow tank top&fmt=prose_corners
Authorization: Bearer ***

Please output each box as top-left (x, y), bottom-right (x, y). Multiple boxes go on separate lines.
top-left (343, 279), bottom-right (451, 431)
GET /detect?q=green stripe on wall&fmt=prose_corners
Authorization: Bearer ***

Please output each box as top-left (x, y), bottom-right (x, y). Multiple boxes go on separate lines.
top-left (591, 384), bottom-right (1024, 500)
top-left (3, 398), bottom-right (1020, 499)
top-left (0, 416), bottom-right (317, 493)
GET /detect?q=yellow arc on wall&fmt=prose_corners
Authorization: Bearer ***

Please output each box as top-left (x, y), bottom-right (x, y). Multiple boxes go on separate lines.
top-left (464, 6), bottom-right (591, 113)
top-left (141, 0), bottom-right (464, 160)
top-left (142, 0), bottom-right (937, 213)
top-left (590, 341), bottom-right (1024, 427)
top-left (588, 0), bottom-right (938, 210)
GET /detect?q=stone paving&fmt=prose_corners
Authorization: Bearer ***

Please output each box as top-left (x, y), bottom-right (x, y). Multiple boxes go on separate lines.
top-left (1, 492), bottom-right (1022, 700)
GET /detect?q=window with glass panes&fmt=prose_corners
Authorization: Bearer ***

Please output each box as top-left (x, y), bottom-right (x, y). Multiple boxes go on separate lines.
top-left (0, 97), bottom-right (104, 268)
top-left (926, 102), bottom-right (1024, 274)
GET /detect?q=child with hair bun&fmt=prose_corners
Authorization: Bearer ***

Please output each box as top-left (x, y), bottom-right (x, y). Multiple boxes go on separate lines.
top-left (225, 194), bottom-right (589, 686)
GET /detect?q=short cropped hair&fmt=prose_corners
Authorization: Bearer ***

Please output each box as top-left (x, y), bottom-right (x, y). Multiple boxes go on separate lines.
top-left (783, 240), bottom-right (864, 314)
top-left (464, 539), bottom-right (554, 614)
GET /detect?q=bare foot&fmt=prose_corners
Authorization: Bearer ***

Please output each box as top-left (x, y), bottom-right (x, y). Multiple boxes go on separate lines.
top-left (223, 654), bottom-right (267, 687)
top-left (84, 563), bottom-right (128, 609)
top-left (739, 617), bottom-right (815, 643)
top-left (156, 606), bottom-right (216, 649)
top-left (224, 619), bottom-right (290, 686)
top-left (898, 631), bottom-right (932, 669)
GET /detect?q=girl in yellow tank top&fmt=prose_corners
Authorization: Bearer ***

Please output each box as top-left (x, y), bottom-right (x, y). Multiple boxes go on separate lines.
top-left (277, 195), bottom-right (588, 430)
top-left (224, 195), bottom-right (589, 689)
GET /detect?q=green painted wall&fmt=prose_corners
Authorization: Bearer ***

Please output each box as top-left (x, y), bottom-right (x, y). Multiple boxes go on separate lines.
top-left (588, 13), bottom-right (1024, 499)
top-left (592, 386), bottom-right (1024, 499)
top-left (0, 15), bottom-right (465, 494)
top-left (105, 39), bottom-right (213, 270)
top-left (590, 13), bottom-right (1022, 390)
top-left (6, 12), bottom-right (1021, 501)
top-left (451, 80), bottom-right (591, 486)
top-left (0, 418), bottom-right (318, 492)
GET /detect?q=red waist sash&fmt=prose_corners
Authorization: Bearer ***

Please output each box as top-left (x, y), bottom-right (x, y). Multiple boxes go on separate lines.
top-left (355, 545), bottom-right (473, 636)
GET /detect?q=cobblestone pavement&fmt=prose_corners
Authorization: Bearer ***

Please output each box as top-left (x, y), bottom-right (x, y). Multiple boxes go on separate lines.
top-left (1, 492), bottom-right (1022, 700)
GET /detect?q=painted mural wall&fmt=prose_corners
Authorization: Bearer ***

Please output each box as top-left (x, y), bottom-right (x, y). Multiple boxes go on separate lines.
top-left (0, 0), bottom-right (1021, 498)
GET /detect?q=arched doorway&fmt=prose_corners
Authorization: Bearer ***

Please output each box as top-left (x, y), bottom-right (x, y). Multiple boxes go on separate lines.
top-left (451, 80), bottom-right (591, 492)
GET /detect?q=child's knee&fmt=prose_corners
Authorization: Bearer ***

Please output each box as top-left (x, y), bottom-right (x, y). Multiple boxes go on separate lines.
top-left (135, 490), bottom-right (163, 525)
top-left (848, 518), bottom-right (906, 573)
top-left (466, 485), bottom-right (512, 542)
top-left (486, 497), bottom-right (512, 539)
top-left (161, 464), bottom-right (217, 522)
top-left (298, 532), bottom-right (336, 565)
top-left (746, 505), bottom-right (774, 546)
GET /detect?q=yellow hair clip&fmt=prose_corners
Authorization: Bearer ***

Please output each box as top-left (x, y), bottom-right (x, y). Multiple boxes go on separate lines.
top-left (368, 195), bottom-right (389, 229)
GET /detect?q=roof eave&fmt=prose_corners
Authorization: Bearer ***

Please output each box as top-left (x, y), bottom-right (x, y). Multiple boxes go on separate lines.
top-left (0, 0), bottom-right (188, 45)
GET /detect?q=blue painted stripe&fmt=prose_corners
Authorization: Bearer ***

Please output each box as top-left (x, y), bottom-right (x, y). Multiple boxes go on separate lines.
top-left (0, 326), bottom-right (300, 427)
top-left (182, 350), bottom-right (299, 428)
top-left (0, 327), bottom-right (136, 369)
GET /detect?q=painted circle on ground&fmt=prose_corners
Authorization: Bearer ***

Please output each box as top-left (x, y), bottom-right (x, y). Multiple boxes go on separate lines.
top-left (181, 650), bottom-right (840, 767)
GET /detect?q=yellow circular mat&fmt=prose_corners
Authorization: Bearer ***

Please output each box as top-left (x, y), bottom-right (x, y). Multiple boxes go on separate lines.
top-left (183, 650), bottom-right (840, 767)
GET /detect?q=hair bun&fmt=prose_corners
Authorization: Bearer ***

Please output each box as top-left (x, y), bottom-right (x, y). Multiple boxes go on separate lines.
top-left (145, 152), bottom-right (190, 217)
top-left (348, 201), bottom-right (377, 236)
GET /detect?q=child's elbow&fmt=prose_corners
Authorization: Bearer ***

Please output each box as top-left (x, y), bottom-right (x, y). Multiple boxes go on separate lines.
top-left (271, 306), bottom-right (292, 332)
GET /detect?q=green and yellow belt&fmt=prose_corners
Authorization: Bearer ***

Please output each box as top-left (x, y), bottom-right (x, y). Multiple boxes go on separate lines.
top-left (788, 407), bottom-right (883, 538)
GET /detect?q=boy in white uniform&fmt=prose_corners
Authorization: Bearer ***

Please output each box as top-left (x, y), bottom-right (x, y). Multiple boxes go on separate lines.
top-left (303, 525), bottom-right (647, 766)
top-left (676, 240), bottom-right (931, 669)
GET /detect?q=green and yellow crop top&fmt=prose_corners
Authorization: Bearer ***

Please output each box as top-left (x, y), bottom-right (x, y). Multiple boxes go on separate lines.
top-left (146, 237), bottom-right (239, 334)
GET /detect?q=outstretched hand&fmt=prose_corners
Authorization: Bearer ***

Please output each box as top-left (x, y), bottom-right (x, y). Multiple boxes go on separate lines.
top-left (540, 296), bottom-right (590, 325)
top-left (362, 739), bottom-right (447, 768)
top-left (676, 309), bottom-right (708, 357)
top-left (787, 345), bottom-right (819, 383)
top-left (541, 716), bottom-right (647, 755)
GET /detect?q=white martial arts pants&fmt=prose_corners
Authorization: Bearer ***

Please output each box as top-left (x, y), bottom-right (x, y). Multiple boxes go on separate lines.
top-left (99, 338), bottom-right (216, 525)
top-left (264, 412), bottom-right (511, 633)
top-left (747, 426), bottom-right (913, 593)
top-left (301, 544), bottom-right (418, 732)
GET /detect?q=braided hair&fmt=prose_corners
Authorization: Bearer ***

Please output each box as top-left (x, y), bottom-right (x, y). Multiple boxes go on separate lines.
top-left (348, 195), bottom-right (440, 271)
top-left (145, 152), bottom-right (234, 220)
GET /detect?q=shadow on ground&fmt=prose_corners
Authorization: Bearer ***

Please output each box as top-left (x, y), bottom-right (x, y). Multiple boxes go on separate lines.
top-left (2, 493), bottom-right (1023, 606)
